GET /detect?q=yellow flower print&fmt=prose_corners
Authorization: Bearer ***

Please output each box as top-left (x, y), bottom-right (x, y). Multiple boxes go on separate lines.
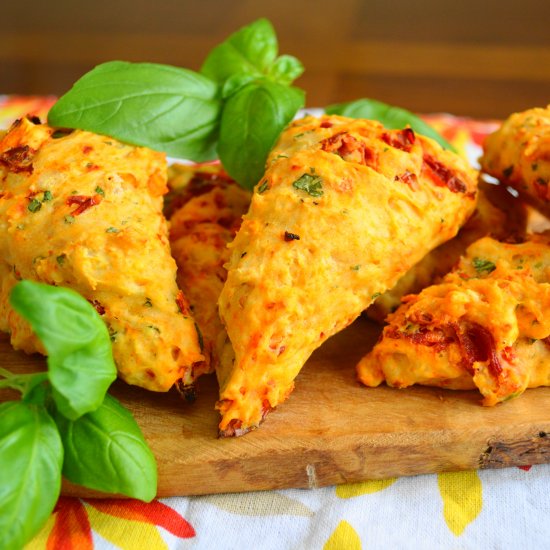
top-left (336, 477), bottom-right (397, 498)
top-left (324, 520), bottom-right (362, 550)
top-left (437, 470), bottom-right (483, 536)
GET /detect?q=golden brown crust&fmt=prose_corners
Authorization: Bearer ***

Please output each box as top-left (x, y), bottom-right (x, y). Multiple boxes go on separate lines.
top-left (0, 117), bottom-right (203, 391)
top-left (217, 114), bottom-right (478, 435)
top-left (167, 164), bottom-right (250, 377)
top-left (358, 233), bottom-right (550, 404)
top-left (481, 105), bottom-right (550, 216)
top-left (367, 179), bottom-right (528, 323)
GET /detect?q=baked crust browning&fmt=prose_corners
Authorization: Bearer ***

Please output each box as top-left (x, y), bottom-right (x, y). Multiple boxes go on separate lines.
top-left (367, 179), bottom-right (528, 323)
top-left (217, 114), bottom-right (478, 435)
top-left (168, 164), bottom-right (251, 378)
top-left (0, 117), bottom-right (203, 391)
top-left (358, 234), bottom-right (550, 405)
top-left (481, 105), bottom-right (550, 216)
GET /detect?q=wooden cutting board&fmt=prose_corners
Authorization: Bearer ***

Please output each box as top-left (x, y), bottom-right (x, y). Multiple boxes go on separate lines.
top-left (1, 318), bottom-right (549, 498)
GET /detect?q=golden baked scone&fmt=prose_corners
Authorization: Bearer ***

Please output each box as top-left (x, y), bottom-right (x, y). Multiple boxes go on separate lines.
top-left (367, 180), bottom-right (527, 322)
top-left (217, 114), bottom-right (479, 436)
top-left (481, 105), bottom-right (550, 216)
top-left (357, 234), bottom-right (550, 405)
top-left (168, 164), bottom-right (250, 377)
top-left (0, 116), bottom-right (203, 391)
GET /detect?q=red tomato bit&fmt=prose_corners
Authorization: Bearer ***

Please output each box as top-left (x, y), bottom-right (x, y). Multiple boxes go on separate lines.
top-left (66, 194), bottom-right (103, 215)
top-left (423, 154), bottom-right (467, 193)
top-left (382, 128), bottom-right (416, 152)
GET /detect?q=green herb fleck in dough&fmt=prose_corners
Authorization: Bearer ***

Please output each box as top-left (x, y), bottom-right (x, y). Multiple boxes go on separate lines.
top-left (257, 180), bottom-right (269, 194)
top-left (28, 198), bottom-right (42, 213)
top-left (472, 257), bottom-right (496, 274)
top-left (292, 173), bottom-right (324, 197)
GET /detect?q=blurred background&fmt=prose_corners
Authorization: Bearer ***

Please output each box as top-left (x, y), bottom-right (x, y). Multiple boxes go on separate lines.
top-left (2, 0), bottom-right (549, 119)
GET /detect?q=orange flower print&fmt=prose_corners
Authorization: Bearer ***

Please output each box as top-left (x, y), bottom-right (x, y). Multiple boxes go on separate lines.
top-left (85, 498), bottom-right (195, 538)
top-left (30, 497), bottom-right (195, 549)
top-left (47, 497), bottom-right (93, 550)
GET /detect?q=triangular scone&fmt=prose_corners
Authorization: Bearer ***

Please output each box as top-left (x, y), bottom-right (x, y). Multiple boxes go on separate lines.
top-left (357, 234), bottom-right (550, 405)
top-left (0, 117), bottom-right (203, 391)
top-left (481, 105), bottom-right (550, 216)
top-left (168, 164), bottom-right (250, 377)
top-left (366, 180), bottom-right (527, 322)
top-left (217, 114), bottom-right (478, 435)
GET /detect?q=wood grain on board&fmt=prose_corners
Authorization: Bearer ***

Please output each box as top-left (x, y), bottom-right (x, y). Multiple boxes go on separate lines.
top-left (1, 317), bottom-right (549, 498)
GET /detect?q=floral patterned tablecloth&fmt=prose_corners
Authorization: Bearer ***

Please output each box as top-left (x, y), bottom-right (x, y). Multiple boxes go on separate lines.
top-left (2, 96), bottom-right (549, 550)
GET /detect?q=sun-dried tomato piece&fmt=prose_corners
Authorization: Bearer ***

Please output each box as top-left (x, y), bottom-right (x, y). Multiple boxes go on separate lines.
top-left (382, 128), bottom-right (416, 152)
top-left (395, 170), bottom-right (419, 190)
top-left (66, 194), bottom-right (102, 215)
top-left (455, 323), bottom-right (503, 377)
top-left (0, 145), bottom-right (36, 174)
top-left (321, 132), bottom-right (377, 167)
top-left (423, 154), bottom-right (467, 193)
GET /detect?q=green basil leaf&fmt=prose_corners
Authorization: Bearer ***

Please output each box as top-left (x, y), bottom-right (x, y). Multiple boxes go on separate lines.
top-left (53, 394), bottom-right (157, 502)
top-left (267, 55), bottom-right (304, 85)
top-left (325, 98), bottom-right (456, 152)
top-left (21, 374), bottom-right (50, 406)
top-left (201, 18), bottom-right (278, 83)
top-left (221, 73), bottom-right (257, 99)
top-left (9, 281), bottom-right (116, 420)
top-left (218, 80), bottom-right (305, 190)
top-left (0, 402), bottom-right (63, 550)
top-left (48, 61), bottom-right (222, 161)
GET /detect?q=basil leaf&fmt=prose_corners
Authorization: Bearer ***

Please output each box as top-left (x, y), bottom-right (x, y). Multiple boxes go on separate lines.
top-left (218, 80), bottom-right (305, 190)
top-left (9, 281), bottom-right (116, 420)
top-left (53, 394), bottom-right (157, 502)
top-left (221, 73), bottom-right (257, 99)
top-left (48, 61), bottom-right (222, 161)
top-left (325, 98), bottom-right (456, 152)
top-left (0, 402), bottom-right (63, 550)
top-left (267, 55), bottom-right (304, 85)
top-left (201, 18), bottom-right (278, 83)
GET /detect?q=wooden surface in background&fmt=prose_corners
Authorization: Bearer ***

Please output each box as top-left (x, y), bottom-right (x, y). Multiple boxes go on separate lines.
top-left (2, 0), bottom-right (549, 118)
top-left (1, 319), bottom-right (549, 497)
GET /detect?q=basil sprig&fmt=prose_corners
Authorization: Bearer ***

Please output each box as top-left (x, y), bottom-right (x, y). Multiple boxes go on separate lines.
top-left (0, 281), bottom-right (157, 550)
top-left (325, 98), bottom-right (456, 152)
top-left (48, 61), bottom-right (222, 162)
top-left (218, 80), bottom-right (304, 189)
top-left (48, 18), bottom-right (305, 190)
